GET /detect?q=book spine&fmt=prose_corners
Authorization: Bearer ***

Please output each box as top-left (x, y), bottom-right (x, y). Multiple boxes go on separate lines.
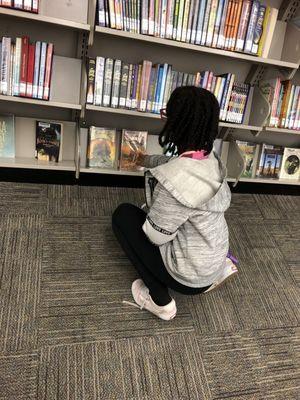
top-left (98, 0), bottom-right (106, 26)
top-left (149, 0), bottom-right (155, 34)
top-left (222, 74), bottom-right (235, 120)
top-left (126, 63), bottom-right (133, 108)
top-left (129, 64), bottom-right (138, 109)
top-left (122, 0), bottom-right (127, 30)
top-left (20, 36), bottom-right (29, 97)
top-left (244, 0), bottom-right (259, 53)
top-left (14, 1), bottom-right (23, 9)
top-left (37, 42), bottom-right (47, 99)
top-left (160, 0), bottom-right (168, 38)
top-left (26, 43), bottom-right (35, 98)
top-left (146, 66), bottom-right (155, 111)
top-left (165, 0), bottom-right (175, 38)
top-left (201, 0), bottom-right (212, 45)
top-left (289, 86), bottom-right (300, 129)
top-left (8, 43), bottom-right (14, 96)
top-left (206, 0), bottom-right (219, 46)
top-left (235, 0), bottom-right (251, 51)
top-left (206, 71), bottom-right (214, 92)
top-left (293, 93), bottom-right (300, 129)
top-left (251, 5), bottom-right (266, 54)
top-left (223, 0), bottom-right (234, 49)
top-left (217, 0), bottom-right (229, 47)
top-left (153, 65), bottom-right (163, 112)
top-left (42, 43), bottom-right (53, 100)
top-left (23, 0), bottom-right (31, 11)
top-left (162, 65), bottom-right (172, 108)
top-left (270, 78), bottom-right (281, 127)
top-left (285, 85), bottom-right (295, 128)
top-left (32, 41), bottom-right (41, 98)
top-left (275, 84), bottom-right (284, 128)
top-left (0, 37), bottom-right (10, 96)
top-left (94, 56), bottom-right (105, 106)
top-left (1, 1), bottom-right (13, 6)
top-left (176, 0), bottom-right (186, 40)
top-left (140, 60), bottom-right (152, 111)
top-left (154, 0), bottom-right (161, 37)
top-left (186, 0), bottom-right (195, 42)
top-left (13, 38), bottom-right (22, 96)
top-left (86, 58), bottom-right (96, 104)
top-left (103, 58), bottom-right (114, 107)
top-left (190, 0), bottom-right (200, 43)
top-left (195, 0), bottom-right (207, 44)
top-left (141, 0), bottom-right (149, 34)
top-left (181, 0), bottom-right (191, 42)
top-left (230, 0), bottom-right (243, 50)
top-left (134, 64), bottom-right (142, 108)
top-left (217, 76), bottom-right (226, 104)
top-left (32, 0), bottom-right (38, 13)
top-left (105, 0), bottom-right (110, 26)
top-left (118, 62), bottom-right (129, 108)
top-left (136, 0), bottom-right (140, 33)
top-left (108, 0), bottom-right (116, 28)
top-left (212, 0), bottom-right (225, 47)
top-left (257, 6), bottom-right (270, 57)
top-left (111, 59), bottom-right (122, 107)
top-left (279, 81), bottom-right (292, 127)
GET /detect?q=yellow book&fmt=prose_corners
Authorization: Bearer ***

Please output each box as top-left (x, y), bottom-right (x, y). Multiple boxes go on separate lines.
top-left (257, 6), bottom-right (270, 56)
top-left (214, 76), bottom-right (222, 99)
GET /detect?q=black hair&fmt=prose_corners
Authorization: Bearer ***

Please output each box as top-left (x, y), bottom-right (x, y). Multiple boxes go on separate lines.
top-left (159, 86), bottom-right (220, 155)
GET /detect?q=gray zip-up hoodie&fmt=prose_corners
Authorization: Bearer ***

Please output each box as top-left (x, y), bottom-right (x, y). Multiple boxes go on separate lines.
top-left (142, 152), bottom-right (231, 288)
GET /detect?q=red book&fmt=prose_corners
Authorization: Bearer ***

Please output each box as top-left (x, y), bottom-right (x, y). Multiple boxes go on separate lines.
top-left (20, 36), bottom-right (29, 97)
top-left (43, 43), bottom-right (54, 100)
top-left (26, 44), bottom-right (35, 98)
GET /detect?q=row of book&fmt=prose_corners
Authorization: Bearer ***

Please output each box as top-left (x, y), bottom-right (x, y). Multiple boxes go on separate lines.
top-left (97, 0), bottom-right (277, 57)
top-left (0, 36), bottom-right (54, 100)
top-left (0, 114), bottom-right (63, 161)
top-left (0, 0), bottom-right (38, 12)
top-left (86, 57), bottom-right (252, 123)
top-left (260, 79), bottom-right (300, 131)
top-left (236, 141), bottom-right (300, 181)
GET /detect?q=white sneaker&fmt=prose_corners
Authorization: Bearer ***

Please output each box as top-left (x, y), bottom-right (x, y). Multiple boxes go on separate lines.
top-left (123, 279), bottom-right (177, 321)
top-left (204, 258), bottom-right (238, 293)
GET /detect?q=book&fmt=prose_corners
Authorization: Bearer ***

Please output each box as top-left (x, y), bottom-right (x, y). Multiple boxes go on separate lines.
top-left (26, 43), bottom-right (35, 98)
top-left (32, 0), bottom-right (38, 13)
top-left (288, 86), bottom-right (300, 129)
top-left (190, 0), bottom-right (201, 43)
top-left (244, 0), bottom-right (259, 53)
top-left (37, 42), bottom-right (47, 100)
top-left (94, 56), bottom-right (105, 106)
top-left (98, 0), bottom-right (106, 26)
top-left (0, 114), bottom-right (15, 158)
top-left (251, 4), bottom-right (266, 54)
top-left (259, 7), bottom-right (278, 58)
top-left (35, 121), bottom-right (63, 163)
top-left (279, 80), bottom-right (292, 128)
top-left (14, 1), bottom-right (23, 9)
top-left (256, 144), bottom-right (283, 179)
top-left (149, 0), bottom-right (155, 35)
top-left (108, 0), bottom-right (116, 28)
top-left (217, 0), bottom-right (229, 48)
top-left (138, 60), bottom-right (152, 111)
top-left (13, 37), bottom-right (22, 96)
top-left (285, 85), bottom-right (295, 128)
top-left (260, 78), bottom-right (281, 127)
top-left (176, 0), bottom-right (186, 41)
top-left (166, 0), bottom-right (176, 38)
top-left (86, 58), bottom-right (96, 104)
top-left (206, 0), bottom-right (219, 47)
top-left (161, 0), bottom-right (168, 38)
top-left (103, 58), bottom-right (114, 106)
top-left (141, 0), bottom-right (149, 34)
top-left (32, 41), bottom-right (41, 99)
top-left (20, 36), bottom-right (29, 97)
top-left (229, 0), bottom-right (243, 50)
top-left (224, 0), bottom-right (235, 49)
top-left (43, 43), bottom-right (53, 100)
top-left (111, 59), bottom-right (122, 107)
top-left (181, 0), bottom-right (191, 42)
top-left (120, 129), bottom-right (148, 171)
top-left (24, 0), bottom-right (31, 11)
top-left (0, 37), bottom-right (11, 95)
top-left (172, 0), bottom-right (181, 39)
top-left (201, 0), bottom-right (212, 45)
top-left (235, 0), bottom-right (251, 51)
top-left (87, 126), bottom-right (117, 168)
top-left (236, 141), bottom-right (258, 178)
top-left (279, 148), bottom-right (300, 180)
top-left (8, 43), bottom-right (14, 97)
top-left (212, 0), bottom-right (226, 47)
top-left (186, 0), bottom-right (196, 42)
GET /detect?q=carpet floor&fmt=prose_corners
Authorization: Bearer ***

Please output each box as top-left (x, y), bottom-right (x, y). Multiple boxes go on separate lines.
top-left (0, 182), bottom-right (299, 399)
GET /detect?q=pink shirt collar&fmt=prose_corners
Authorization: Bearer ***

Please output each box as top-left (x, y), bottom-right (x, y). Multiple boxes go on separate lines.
top-left (180, 150), bottom-right (208, 160)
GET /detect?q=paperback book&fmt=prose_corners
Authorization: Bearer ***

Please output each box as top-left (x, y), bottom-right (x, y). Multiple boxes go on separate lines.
top-left (256, 144), bottom-right (283, 179)
top-left (120, 130), bottom-right (148, 171)
top-left (236, 140), bottom-right (258, 178)
top-left (0, 114), bottom-right (15, 157)
top-left (279, 147), bottom-right (300, 180)
top-left (87, 126), bottom-right (117, 169)
top-left (35, 121), bottom-right (62, 162)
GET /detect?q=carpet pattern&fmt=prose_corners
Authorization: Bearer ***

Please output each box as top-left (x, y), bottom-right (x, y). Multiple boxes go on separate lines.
top-left (0, 182), bottom-right (299, 399)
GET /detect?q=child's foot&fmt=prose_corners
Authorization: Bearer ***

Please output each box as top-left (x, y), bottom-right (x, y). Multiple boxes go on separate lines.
top-left (123, 279), bottom-right (177, 321)
top-left (204, 258), bottom-right (238, 293)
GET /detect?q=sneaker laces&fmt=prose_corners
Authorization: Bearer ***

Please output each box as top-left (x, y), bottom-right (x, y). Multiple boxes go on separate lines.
top-left (122, 286), bottom-right (150, 310)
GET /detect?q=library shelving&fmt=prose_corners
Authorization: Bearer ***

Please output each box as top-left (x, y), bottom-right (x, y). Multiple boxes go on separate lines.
top-left (0, 0), bottom-right (299, 187)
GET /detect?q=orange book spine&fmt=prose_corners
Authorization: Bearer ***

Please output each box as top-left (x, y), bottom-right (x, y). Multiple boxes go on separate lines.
top-left (230, 0), bottom-right (243, 50)
top-left (224, 0), bottom-right (234, 49)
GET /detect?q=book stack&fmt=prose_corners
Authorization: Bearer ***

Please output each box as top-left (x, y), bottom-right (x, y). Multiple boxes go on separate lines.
top-left (260, 79), bottom-right (300, 130)
top-left (0, 0), bottom-right (39, 13)
top-left (87, 126), bottom-right (147, 171)
top-left (96, 0), bottom-right (278, 57)
top-left (86, 57), bottom-right (252, 124)
top-left (236, 141), bottom-right (300, 181)
top-left (0, 36), bottom-right (54, 100)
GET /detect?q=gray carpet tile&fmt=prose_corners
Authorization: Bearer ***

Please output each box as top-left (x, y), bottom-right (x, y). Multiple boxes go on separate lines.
top-left (0, 182), bottom-right (299, 399)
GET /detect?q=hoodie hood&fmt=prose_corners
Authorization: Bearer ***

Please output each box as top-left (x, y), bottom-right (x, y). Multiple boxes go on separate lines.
top-left (150, 152), bottom-right (231, 211)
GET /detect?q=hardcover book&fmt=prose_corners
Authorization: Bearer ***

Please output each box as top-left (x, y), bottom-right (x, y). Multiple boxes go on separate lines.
top-left (0, 114), bottom-right (15, 158)
top-left (279, 148), bottom-right (300, 180)
top-left (120, 130), bottom-right (148, 171)
top-left (256, 144), bottom-right (283, 179)
top-left (87, 126), bottom-right (117, 169)
top-left (35, 121), bottom-right (63, 163)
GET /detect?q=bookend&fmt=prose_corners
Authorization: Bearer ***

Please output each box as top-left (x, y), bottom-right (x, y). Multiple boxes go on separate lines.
top-left (226, 137), bottom-right (246, 187)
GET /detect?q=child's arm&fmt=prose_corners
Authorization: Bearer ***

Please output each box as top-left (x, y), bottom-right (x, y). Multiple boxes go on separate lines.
top-left (136, 153), bottom-right (171, 168)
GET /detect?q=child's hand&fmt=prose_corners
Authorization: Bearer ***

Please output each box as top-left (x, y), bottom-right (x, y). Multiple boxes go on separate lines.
top-left (136, 151), bottom-right (147, 166)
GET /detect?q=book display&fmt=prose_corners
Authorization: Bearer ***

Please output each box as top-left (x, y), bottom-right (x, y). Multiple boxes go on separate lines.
top-left (0, 0), bottom-right (298, 187)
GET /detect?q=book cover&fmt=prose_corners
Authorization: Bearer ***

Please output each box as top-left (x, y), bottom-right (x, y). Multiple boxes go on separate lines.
top-left (119, 62), bottom-right (129, 108)
top-left (26, 43), bottom-right (35, 98)
top-left (186, 0), bottom-right (196, 42)
top-left (251, 5), bottom-right (266, 54)
top-left (181, 0), bottom-right (191, 42)
top-left (120, 130), bottom-right (148, 171)
top-left (111, 59), bottom-right (122, 108)
top-left (0, 37), bottom-right (11, 96)
top-left (32, 41), bottom-right (41, 99)
top-left (126, 63), bottom-right (133, 108)
top-left (0, 114), bottom-right (15, 158)
top-left (87, 126), bottom-right (117, 169)
top-left (216, 0), bottom-right (229, 47)
top-left (201, 0), bottom-right (212, 45)
top-left (212, 0), bottom-right (226, 47)
top-left (37, 42), bottom-right (47, 100)
top-left (176, 0), bottom-right (186, 40)
top-left (279, 148), bottom-right (300, 180)
top-left (236, 141), bottom-right (257, 178)
top-left (13, 37), bottom-right (22, 96)
top-left (149, 0), bottom-right (155, 35)
top-left (206, 0), bottom-right (219, 47)
top-left (20, 36), bottom-right (29, 97)
top-left (285, 85), bottom-right (295, 128)
top-left (24, 0), bottom-right (31, 11)
top-left (257, 6), bottom-right (270, 56)
top-left (94, 56), bottom-right (105, 106)
top-left (288, 86), bottom-right (300, 129)
top-left (32, 0), bottom-right (38, 13)
top-left (86, 58), bottom-right (96, 104)
top-left (260, 8), bottom-right (278, 58)
top-left (256, 144), bottom-right (283, 178)
top-left (223, 0), bottom-right (234, 49)
top-left (160, 0), bottom-right (168, 38)
top-left (244, 0), bottom-right (259, 53)
top-left (190, 0), bottom-right (200, 43)
top-left (141, 0), bottom-right (149, 34)
top-left (279, 80), bottom-right (292, 128)
top-left (103, 58), bottom-right (114, 107)
top-left (229, 0), bottom-right (243, 50)
top-left (235, 0), bottom-right (251, 51)
top-left (98, 0), bottom-right (106, 26)
top-left (35, 121), bottom-right (62, 163)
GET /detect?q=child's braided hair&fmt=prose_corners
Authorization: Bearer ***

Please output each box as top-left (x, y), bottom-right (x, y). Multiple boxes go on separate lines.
top-left (159, 86), bottom-right (220, 155)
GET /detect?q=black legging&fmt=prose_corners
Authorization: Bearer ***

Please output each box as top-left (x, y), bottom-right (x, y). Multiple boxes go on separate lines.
top-left (112, 203), bottom-right (210, 306)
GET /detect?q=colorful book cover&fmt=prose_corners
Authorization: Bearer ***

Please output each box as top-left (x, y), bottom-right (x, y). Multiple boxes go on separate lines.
top-left (236, 141), bottom-right (257, 178)
top-left (86, 58), bottom-right (96, 104)
top-left (35, 121), bottom-right (62, 163)
top-left (206, 0), bottom-right (219, 46)
top-left (251, 5), bottom-right (266, 54)
top-left (212, 0), bottom-right (226, 47)
top-left (216, 0), bottom-right (229, 47)
top-left (190, 0), bottom-right (201, 43)
top-left (87, 126), bottom-right (117, 169)
top-left (37, 42), bottom-right (47, 100)
top-left (43, 42), bottom-right (53, 101)
top-left (201, 0), bottom-right (212, 45)
top-left (111, 59), bottom-right (122, 108)
top-left (256, 144), bottom-right (284, 178)
top-left (119, 62), bottom-right (129, 108)
top-left (244, 0), bottom-right (259, 53)
top-left (94, 56), bottom-right (105, 106)
top-left (120, 130), bottom-right (148, 171)
top-left (0, 114), bottom-right (14, 158)
top-left (279, 148), bottom-right (300, 180)
top-left (230, 0), bottom-right (243, 50)
top-left (102, 58), bottom-right (114, 107)
top-left (257, 6), bottom-right (270, 56)
top-left (32, 41), bottom-right (41, 99)
top-left (235, 0), bottom-right (252, 51)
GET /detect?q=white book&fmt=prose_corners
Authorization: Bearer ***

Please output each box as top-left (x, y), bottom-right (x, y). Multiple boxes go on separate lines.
top-left (33, 41), bottom-right (41, 99)
top-left (288, 86), bottom-right (300, 129)
top-left (14, 0), bottom-right (23, 9)
top-left (8, 44), bottom-right (15, 96)
top-left (37, 42), bottom-right (47, 100)
top-left (24, 0), bottom-right (32, 10)
top-left (111, 59), bottom-right (121, 108)
top-left (285, 85), bottom-right (295, 128)
top-left (0, 37), bottom-right (11, 96)
top-left (94, 57), bottom-right (105, 106)
top-left (32, 0), bottom-right (39, 12)
top-left (13, 38), bottom-right (22, 96)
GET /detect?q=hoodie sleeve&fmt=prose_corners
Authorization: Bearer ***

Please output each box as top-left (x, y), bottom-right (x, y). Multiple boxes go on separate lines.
top-left (142, 183), bottom-right (192, 246)
top-left (143, 154), bottom-right (171, 168)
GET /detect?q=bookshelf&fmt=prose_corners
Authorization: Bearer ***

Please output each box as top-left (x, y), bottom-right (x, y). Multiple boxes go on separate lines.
top-left (0, 0), bottom-right (299, 186)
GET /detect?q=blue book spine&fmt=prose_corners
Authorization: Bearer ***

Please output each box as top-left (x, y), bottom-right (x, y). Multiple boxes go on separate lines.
top-left (212, 0), bottom-right (225, 47)
top-left (219, 73), bottom-right (231, 119)
top-left (244, 0), bottom-right (260, 53)
top-left (158, 63), bottom-right (169, 111)
top-left (154, 65), bottom-right (164, 113)
top-left (33, 41), bottom-right (41, 99)
top-left (195, 0), bottom-right (207, 44)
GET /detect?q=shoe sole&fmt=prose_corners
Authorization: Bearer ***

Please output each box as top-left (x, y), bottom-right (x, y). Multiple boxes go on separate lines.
top-left (205, 270), bottom-right (238, 294)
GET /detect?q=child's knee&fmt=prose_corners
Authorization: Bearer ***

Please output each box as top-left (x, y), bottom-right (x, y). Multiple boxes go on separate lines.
top-left (112, 203), bottom-right (133, 224)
